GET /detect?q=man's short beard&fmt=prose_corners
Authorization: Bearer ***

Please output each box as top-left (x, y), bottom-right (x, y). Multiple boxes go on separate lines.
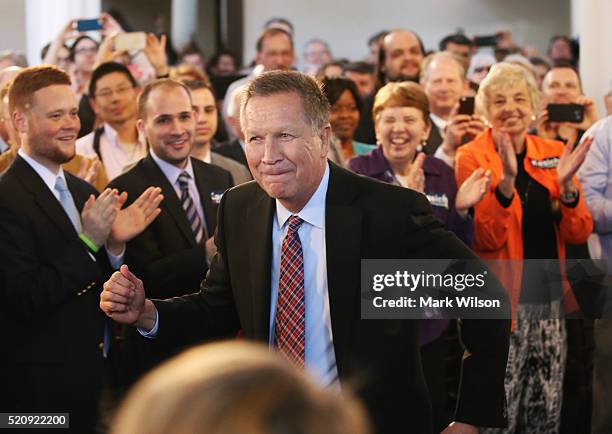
top-left (388, 73), bottom-right (419, 84)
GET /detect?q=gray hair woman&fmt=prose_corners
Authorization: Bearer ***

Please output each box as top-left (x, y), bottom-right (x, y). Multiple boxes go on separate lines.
top-left (456, 62), bottom-right (593, 433)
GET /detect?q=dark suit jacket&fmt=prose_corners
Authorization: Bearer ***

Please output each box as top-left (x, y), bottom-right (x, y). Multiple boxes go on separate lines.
top-left (109, 154), bottom-right (233, 298)
top-left (424, 119), bottom-right (444, 155)
top-left (151, 162), bottom-right (510, 433)
top-left (214, 138), bottom-right (248, 167)
top-left (0, 156), bottom-right (108, 432)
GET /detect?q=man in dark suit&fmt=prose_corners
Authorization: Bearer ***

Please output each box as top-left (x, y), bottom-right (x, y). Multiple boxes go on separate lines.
top-left (108, 78), bottom-right (233, 385)
top-left (101, 71), bottom-right (510, 434)
top-left (110, 79), bottom-right (233, 297)
top-left (0, 66), bottom-right (161, 432)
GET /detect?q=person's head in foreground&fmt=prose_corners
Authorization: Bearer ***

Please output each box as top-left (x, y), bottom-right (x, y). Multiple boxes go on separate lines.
top-left (111, 341), bottom-right (370, 434)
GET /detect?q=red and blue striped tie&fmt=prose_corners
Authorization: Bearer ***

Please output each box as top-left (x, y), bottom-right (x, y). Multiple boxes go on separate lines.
top-left (275, 215), bottom-right (305, 367)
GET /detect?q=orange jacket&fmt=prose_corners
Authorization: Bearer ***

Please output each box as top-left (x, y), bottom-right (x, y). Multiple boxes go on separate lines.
top-left (456, 129), bottom-right (593, 319)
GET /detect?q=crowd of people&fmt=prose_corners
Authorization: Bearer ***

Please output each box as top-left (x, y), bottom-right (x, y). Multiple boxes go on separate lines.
top-left (0, 9), bottom-right (611, 434)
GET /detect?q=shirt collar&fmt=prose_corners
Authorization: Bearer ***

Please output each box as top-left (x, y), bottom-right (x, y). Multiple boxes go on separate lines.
top-left (150, 149), bottom-right (195, 186)
top-left (275, 162), bottom-right (329, 231)
top-left (18, 148), bottom-right (67, 193)
top-left (0, 137), bottom-right (9, 153)
top-left (430, 113), bottom-right (447, 131)
top-left (103, 122), bottom-right (146, 147)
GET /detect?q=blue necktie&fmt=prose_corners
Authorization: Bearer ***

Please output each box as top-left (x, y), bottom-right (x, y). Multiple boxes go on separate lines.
top-left (54, 176), bottom-right (82, 233)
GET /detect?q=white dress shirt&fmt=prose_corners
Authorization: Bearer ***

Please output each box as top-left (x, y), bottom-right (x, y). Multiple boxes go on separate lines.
top-left (269, 163), bottom-right (338, 386)
top-left (76, 122), bottom-right (147, 181)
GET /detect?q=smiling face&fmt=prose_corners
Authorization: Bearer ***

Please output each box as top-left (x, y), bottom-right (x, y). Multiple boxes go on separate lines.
top-left (243, 91), bottom-right (330, 212)
top-left (138, 85), bottom-right (195, 168)
top-left (375, 106), bottom-right (430, 167)
top-left (91, 71), bottom-right (138, 125)
top-left (486, 82), bottom-right (534, 136)
top-left (542, 67), bottom-right (582, 104)
top-left (329, 89), bottom-right (359, 143)
top-left (16, 84), bottom-right (80, 172)
top-left (256, 33), bottom-right (295, 72)
top-left (382, 31), bottom-right (424, 82)
top-left (423, 56), bottom-right (465, 116)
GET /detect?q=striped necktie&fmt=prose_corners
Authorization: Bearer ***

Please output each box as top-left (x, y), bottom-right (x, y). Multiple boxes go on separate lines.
top-left (274, 215), bottom-right (306, 367)
top-left (177, 171), bottom-right (204, 242)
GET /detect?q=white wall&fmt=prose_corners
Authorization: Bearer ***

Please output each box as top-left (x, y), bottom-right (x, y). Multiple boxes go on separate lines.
top-left (0, 0), bottom-right (27, 55)
top-left (244, 0), bottom-right (570, 64)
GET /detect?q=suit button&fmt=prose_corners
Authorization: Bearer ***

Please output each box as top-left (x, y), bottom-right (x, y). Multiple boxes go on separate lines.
top-left (98, 342), bottom-right (104, 349)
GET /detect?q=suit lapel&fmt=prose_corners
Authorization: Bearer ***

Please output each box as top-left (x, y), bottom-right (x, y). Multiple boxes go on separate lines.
top-left (13, 156), bottom-right (79, 239)
top-left (325, 163), bottom-right (362, 377)
top-left (192, 159), bottom-right (217, 233)
top-left (246, 189), bottom-right (275, 341)
top-left (141, 155), bottom-right (197, 246)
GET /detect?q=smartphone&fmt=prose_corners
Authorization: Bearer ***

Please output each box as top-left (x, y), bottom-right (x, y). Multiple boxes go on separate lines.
top-left (115, 32), bottom-right (146, 52)
top-left (458, 96), bottom-right (475, 115)
top-left (547, 103), bottom-right (584, 123)
top-left (76, 18), bottom-right (102, 32)
top-left (473, 34), bottom-right (498, 47)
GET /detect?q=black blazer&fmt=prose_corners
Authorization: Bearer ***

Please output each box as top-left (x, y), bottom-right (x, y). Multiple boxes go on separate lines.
top-left (424, 119), bottom-right (444, 155)
top-left (0, 156), bottom-right (109, 432)
top-left (109, 154), bottom-right (233, 297)
top-left (214, 138), bottom-right (248, 167)
top-left (152, 162), bottom-right (510, 433)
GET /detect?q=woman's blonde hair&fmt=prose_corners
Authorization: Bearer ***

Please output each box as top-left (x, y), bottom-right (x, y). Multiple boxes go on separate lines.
top-left (111, 341), bottom-right (370, 434)
top-left (476, 62), bottom-right (539, 118)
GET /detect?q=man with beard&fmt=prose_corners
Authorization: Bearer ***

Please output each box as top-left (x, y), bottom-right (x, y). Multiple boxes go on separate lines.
top-left (354, 29), bottom-right (425, 144)
top-left (0, 65), bottom-right (162, 432)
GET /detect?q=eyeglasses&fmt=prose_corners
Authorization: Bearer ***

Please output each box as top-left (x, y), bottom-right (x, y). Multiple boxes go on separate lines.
top-left (95, 85), bottom-right (134, 99)
top-left (473, 66), bottom-right (491, 74)
top-left (74, 47), bottom-right (98, 55)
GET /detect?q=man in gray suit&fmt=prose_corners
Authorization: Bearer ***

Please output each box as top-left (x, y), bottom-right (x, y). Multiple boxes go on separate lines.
top-left (183, 79), bottom-right (251, 185)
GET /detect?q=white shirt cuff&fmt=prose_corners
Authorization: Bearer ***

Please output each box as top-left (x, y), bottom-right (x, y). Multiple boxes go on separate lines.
top-left (137, 309), bottom-right (159, 338)
top-left (105, 245), bottom-right (126, 270)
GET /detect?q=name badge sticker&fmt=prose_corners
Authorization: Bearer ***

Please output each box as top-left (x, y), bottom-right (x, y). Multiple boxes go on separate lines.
top-left (426, 193), bottom-right (449, 209)
top-left (210, 191), bottom-right (224, 205)
top-left (531, 157), bottom-right (559, 169)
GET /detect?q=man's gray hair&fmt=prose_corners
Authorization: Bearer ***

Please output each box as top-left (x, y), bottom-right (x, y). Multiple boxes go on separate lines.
top-left (240, 70), bottom-right (330, 134)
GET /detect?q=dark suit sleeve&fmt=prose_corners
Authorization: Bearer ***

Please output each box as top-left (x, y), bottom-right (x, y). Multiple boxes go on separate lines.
top-left (0, 198), bottom-right (102, 321)
top-left (406, 194), bottom-right (510, 428)
top-left (125, 227), bottom-right (208, 299)
top-left (151, 190), bottom-right (241, 347)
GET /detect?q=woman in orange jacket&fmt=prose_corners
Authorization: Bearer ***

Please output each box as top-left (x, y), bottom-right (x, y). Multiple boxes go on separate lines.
top-left (455, 63), bottom-right (593, 433)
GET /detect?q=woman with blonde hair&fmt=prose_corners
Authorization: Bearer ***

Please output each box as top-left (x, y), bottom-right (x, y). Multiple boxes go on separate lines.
top-left (111, 341), bottom-right (370, 434)
top-left (455, 62), bottom-right (593, 433)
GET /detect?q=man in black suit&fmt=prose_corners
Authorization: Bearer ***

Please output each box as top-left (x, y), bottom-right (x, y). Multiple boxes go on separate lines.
top-left (0, 66), bottom-right (161, 432)
top-left (108, 78), bottom-right (233, 385)
top-left (101, 71), bottom-right (510, 434)
top-left (109, 79), bottom-right (233, 297)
